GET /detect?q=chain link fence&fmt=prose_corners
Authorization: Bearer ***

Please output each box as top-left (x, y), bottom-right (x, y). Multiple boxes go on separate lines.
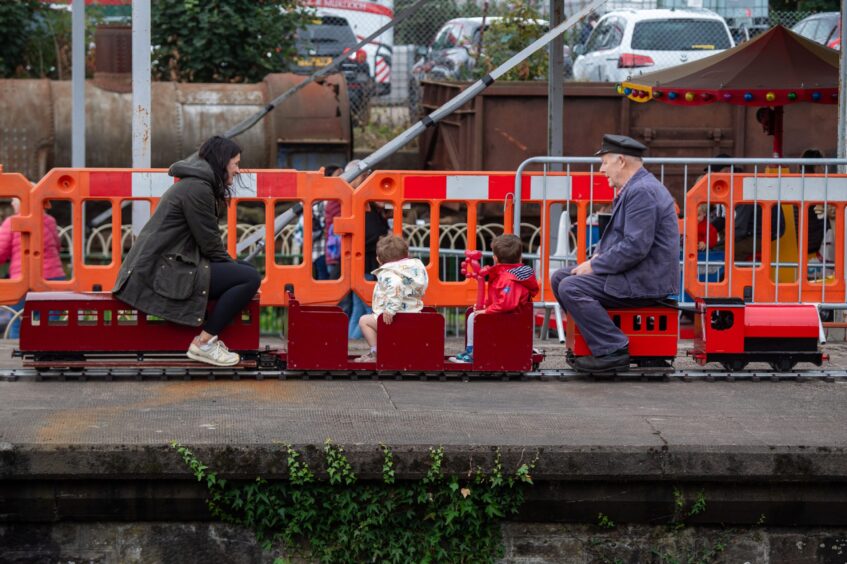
top-left (357, 2), bottom-right (831, 123)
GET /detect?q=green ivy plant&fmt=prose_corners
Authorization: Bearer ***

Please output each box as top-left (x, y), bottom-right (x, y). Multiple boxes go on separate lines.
top-left (173, 440), bottom-right (537, 563)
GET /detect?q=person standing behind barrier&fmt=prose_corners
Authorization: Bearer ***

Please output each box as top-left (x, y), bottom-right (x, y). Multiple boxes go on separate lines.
top-left (451, 234), bottom-right (539, 364)
top-left (296, 166), bottom-right (340, 280)
top-left (550, 134), bottom-right (680, 372)
top-left (344, 160), bottom-right (389, 339)
top-left (113, 136), bottom-right (261, 367)
top-left (0, 198), bottom-right (66, 338)
top-left (696, 203), bottom-right (719, 251)
top-left (354, 234), bottom-right (428, 362)
top-left (799, 148), bottom-right (828, 257)
top-left (321, 165), bottom-right (344, 280)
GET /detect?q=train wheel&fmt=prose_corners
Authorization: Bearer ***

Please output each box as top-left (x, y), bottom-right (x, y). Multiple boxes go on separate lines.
top-left (720, 360), bottom-right (747, 372)
top-left (769, 359), bottom-right (796, 372)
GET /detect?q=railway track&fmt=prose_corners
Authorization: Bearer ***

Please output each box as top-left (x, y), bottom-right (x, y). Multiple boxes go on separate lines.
top-left (2, 367), bottom-right (847, 382)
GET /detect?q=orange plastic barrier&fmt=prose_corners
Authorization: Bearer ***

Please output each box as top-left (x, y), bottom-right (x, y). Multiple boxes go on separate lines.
top-left (339, 170), bottom-right (611, 306)
top-left (17, 168), bottom-right (354, 306)
top-left (685, 173), bottom-right (846, 303)
top-left (0, 170), bottom-right (37, 304)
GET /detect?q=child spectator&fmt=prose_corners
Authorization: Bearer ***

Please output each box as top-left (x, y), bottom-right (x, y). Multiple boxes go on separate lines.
top-left (696, 203), bottom-right (719, 251)
top-left (0, 198), bottom-right (66, 338)
top-left (451, 234), bottom-right (539, 364)
top-left (354, 234), bottom-right (428, 362)
top-left (322, 165), bottom-right (344, 279)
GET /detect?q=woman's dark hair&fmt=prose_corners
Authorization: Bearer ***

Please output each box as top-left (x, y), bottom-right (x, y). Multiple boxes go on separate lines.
top-left (198, 136), bottom-right (242, 207)
top-left (324, 165), bottom-right (343, 177)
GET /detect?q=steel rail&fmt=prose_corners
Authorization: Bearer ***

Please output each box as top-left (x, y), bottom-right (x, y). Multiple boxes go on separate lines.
top-left (1, 368), bottom-right (845, 382)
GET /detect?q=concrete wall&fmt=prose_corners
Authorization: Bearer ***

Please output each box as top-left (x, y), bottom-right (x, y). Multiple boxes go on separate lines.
top-left (3, 522), bottom-right (847, 563)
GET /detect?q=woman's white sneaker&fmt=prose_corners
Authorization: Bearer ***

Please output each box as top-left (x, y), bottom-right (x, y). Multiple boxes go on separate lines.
top-left (187, 336), bottom-right (240, 367)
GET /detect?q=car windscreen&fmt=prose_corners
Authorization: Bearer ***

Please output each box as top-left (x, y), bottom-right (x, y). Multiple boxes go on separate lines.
top-left (631, 19), bottom-right (731, 51)
top-left (296, 17), bottom-right (357, 54)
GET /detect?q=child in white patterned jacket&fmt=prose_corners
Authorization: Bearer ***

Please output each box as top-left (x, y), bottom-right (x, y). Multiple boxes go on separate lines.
top-left (354, 234), bottom-right (429, 362)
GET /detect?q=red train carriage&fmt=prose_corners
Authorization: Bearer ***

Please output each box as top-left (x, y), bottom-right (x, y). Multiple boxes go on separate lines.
top-left (17, 292), bottom-right (262, 369)
top-left (286, 295), bottom-right (544, 373)
top-left (690, 298), bottom-right (826, 372)
top-left (15, 291), bottom-right (545, 375)
top-left (566, 305), bottom-right (680, 369)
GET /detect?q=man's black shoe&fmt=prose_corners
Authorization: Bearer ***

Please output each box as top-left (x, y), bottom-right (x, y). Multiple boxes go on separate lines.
top-left (573, 346), bottom-right (630, 373)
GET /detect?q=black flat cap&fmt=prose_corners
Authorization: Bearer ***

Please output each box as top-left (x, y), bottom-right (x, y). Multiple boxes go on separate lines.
top-left (595, 134), bottom-right (647, 157)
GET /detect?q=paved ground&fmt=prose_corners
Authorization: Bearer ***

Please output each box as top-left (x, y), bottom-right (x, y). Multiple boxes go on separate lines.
top-left (1, 337), bottom-right (846, 455)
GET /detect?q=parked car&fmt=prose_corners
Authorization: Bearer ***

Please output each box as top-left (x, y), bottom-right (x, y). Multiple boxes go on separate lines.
top-left (791, 12), bottom-right (840, 50)
top-left (409, 16), bottom-right (550, 117)
top-left (572, 9), bottom-right (735, 83)
top-left (290, 14), bottom-right (375, 124)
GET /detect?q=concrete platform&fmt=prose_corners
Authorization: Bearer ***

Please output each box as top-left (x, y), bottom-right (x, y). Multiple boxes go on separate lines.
top-left (1, 338), bottom-right (847, 527)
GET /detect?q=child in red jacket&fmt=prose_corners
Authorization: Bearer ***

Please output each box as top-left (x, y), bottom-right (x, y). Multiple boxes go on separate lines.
top-left (697, 203), bottom-right (719, 251)
top-left (451, 234), bottom-right (539, 363)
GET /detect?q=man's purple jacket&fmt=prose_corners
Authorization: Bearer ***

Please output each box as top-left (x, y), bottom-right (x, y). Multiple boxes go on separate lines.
top-left (590, 167), bottom-right (680, 299)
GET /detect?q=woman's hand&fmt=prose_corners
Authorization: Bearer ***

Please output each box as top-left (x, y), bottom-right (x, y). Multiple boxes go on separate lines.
top-left (382, 311), bottom-right (395, 325)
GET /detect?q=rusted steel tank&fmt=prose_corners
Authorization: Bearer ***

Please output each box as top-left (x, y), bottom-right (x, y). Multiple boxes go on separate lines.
top-left (0, 73), bottom-right (352, 181)
top-left (418, 80), bottom-right (838, 202)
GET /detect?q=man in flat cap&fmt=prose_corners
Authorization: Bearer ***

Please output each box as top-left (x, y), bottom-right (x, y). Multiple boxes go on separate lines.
top-left (551, 134), bottom-right (680, 372)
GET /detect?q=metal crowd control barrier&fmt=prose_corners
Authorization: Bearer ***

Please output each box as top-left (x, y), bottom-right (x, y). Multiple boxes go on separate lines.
top-left (344, 170), bottom-right (610, 306)
top-left (685, 166), bottom-right (847, 304)
top-left (514, 156), bottom-right (847, 309)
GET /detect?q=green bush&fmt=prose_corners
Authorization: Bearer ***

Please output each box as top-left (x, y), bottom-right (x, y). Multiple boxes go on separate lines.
top-left (1, 1), bottom-right (309, 83)
top-left (472, 1), bottom-right (548, 81)
top-left (0, 1), bottom-right (40, 77)
top-left (151, 0), bottom-right (311, 83)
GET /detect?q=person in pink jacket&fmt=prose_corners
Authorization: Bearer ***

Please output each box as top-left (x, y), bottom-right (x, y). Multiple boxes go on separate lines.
top-left (0, 199), bottom-right (66, 338)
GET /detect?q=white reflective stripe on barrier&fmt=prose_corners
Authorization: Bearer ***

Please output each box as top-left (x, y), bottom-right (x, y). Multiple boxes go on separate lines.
top-left (529, 176), bottom-right (570, 200)
top-left (131, 172), bottom-right (173, 197)
top-left (446, 175), bottom-right (489, 199)
top-left (404, 174), bottom-right (571, 201)
top-left (742, 177), bottom-right (847, 201)
top-left (232, 173), bottom-right (258, 197)
top-left (87, 170), bottom-right (297, 198)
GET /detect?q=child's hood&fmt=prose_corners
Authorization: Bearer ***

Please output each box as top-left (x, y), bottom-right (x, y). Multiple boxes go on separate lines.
top-left (375, 257), bottom-right (428, 285)
top-left (491, 263), bottom-right (539, 293)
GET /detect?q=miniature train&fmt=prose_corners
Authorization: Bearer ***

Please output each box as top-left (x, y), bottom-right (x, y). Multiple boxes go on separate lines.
top-left (14, 292), bottom-right (826, 375)
top-left (15, 291), bottom-right (544, 374)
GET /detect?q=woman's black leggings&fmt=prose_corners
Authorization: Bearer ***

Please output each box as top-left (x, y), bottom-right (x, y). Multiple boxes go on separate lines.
top-left (205, 260), bottom-right (261, 336)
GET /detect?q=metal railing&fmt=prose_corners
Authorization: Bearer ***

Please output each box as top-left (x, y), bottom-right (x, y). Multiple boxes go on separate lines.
top-left (515, 156), bottom-right (847, 309)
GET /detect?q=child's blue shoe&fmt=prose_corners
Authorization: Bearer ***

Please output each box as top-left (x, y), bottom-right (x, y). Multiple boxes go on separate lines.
top-left (450, 349), bottom-right (473, 363)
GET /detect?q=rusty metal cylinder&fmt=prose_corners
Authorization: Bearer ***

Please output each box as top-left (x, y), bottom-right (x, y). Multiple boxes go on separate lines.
top-left (0, 74), bottom-right (351, 180)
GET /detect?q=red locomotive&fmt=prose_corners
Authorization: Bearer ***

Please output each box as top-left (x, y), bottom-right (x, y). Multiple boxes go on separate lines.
top-left (566, 298), bottom-right (826, 372)
top-left (16, 291), bottom-right (545, 374)
top-left (690, 298), bottom-right (826, 372)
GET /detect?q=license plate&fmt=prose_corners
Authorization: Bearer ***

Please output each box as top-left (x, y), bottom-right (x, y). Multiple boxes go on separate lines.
top-left (296, 57), bottom-right (332, 67)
